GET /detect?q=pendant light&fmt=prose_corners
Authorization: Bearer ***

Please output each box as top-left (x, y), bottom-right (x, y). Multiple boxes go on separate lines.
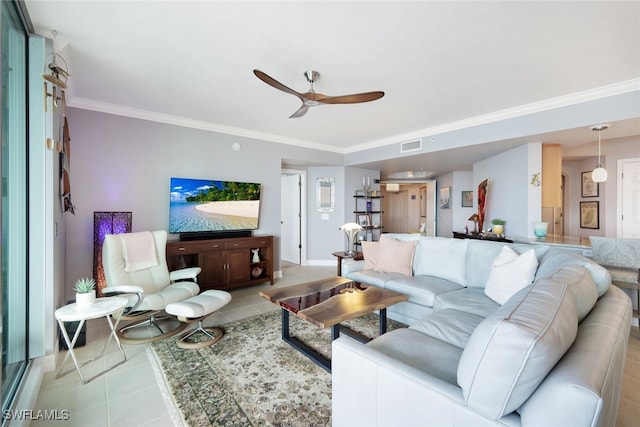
top-left (591, 124), bottom-right (609, 183)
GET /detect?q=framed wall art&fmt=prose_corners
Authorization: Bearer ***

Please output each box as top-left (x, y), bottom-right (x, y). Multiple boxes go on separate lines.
top-left (580, 201), bottom-right (599, 229)
top-left (357, 214), bottom-right (371, 227)
top-left (440, 186), bottom-right (451, 209)
top-left (461, 190), bottom-right (473, 207)
top-left (581, 171), bottom-right (599, 198)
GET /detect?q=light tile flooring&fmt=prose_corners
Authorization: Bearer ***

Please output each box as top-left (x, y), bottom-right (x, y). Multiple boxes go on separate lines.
top-left (31, 265), bottom-right (640, 426)
top-left (31, 264), bottom-right (335, 427)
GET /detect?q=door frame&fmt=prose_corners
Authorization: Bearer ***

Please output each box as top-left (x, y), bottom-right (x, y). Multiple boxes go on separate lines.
top-left (281, 169), bottom-right (307, 266)
top-left (617, 157), bottom-right (640, 238)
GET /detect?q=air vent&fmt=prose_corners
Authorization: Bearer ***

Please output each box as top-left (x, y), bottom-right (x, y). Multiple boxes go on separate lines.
top-left (400, 139), bottom-right (422, 153)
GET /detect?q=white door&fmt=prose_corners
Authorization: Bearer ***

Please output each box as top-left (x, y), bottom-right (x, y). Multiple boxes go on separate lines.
top-left (621, 159), bottom-right (640, 238)
top-left (281, 174), bottom-right (300, 264)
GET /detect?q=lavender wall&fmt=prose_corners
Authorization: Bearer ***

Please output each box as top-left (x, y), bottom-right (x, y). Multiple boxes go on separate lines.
top-left (64, 108), bottom-right (342, 300)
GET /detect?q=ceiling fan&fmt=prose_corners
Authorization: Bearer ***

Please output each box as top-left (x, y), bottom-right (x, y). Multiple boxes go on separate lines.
top-left (253, 69), bottom-right (384, 118)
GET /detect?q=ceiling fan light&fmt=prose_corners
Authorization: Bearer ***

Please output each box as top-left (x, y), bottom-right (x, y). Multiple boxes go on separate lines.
top-left (592, 167), bottom-right (607, 183)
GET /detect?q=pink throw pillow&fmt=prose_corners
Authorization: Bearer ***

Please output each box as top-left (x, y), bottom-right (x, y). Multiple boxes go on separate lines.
top-left (361, 241), bottom-right (379, 270)
top-left (374, 237), bottom-right (417, 276)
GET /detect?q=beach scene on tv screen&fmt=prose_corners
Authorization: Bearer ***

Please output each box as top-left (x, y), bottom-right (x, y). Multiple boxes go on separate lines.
top-left (170, 178), bottom-right (260, 232)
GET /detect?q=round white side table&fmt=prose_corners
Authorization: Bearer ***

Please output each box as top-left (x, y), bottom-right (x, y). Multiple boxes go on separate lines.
top-left (55, 297), bottom-right (128, 384)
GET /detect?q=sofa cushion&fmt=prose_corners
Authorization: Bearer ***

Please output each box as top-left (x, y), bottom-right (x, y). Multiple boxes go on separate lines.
top-left (346, 269), bottom-right (405, 288)
top-left (457, 278), bottom-right (578, 419)
top-left (484, 246), bottom-right (538, 305)
top-left (464, 240), bottom-right (549, 289)
top-left (536, 248), bottom-right (610, 296)
top-left (433, 288), bottom-right (499, 318)
top-left (413, 237), bottom-right (468, 286)
top-left (409, 309), bottom-right (484, 349)
top-left (384, 275), bottom-right (463, 307)
top-left (549, 264), bottom-right (598, 321)
top-left (375, 236), bottom-right (417, 277)
top-left (367, 328), bottom-right (463, 385)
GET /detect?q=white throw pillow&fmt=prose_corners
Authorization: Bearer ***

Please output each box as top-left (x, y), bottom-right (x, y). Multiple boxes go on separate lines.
top-left (484, 246), bottom-right (538, 305)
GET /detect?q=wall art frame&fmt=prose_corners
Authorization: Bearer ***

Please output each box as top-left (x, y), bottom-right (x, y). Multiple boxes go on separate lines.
top-left (580, 201), bottom-right (599, 229)
top-left (581, 171), bottom-right (599, 198)
top-left (440, 186), bottom-right (451, 209)
top-left (461, 190), bottom-right (473, 207)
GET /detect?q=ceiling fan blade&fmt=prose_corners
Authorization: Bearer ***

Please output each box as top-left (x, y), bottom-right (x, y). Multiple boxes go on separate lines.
top-left (289, 105), bottom-right (309, 119)
top-left (317, 91), bottom-right (385, 104)
top-left (254, 69), bottom-right (305, 101)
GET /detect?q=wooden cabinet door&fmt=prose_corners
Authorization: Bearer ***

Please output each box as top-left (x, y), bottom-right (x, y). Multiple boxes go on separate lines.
top-left (198, 251), bottom-right (226, 289)
top-left (226, 249), bottom-right (251, 285)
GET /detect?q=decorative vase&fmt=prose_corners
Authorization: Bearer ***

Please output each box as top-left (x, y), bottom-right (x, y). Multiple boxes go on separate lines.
top-left (533, 222), bottom-right (549, 238)
top-left (76, 290), bottom-right (96, 308)
top-left (251, 266), bottom-right (263, 278)
top-left (251, 249), bottom-right (260, 263)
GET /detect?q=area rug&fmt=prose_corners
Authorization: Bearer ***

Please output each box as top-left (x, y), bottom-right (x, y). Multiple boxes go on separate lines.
top-left (150, 310), bottom-right (405, 426)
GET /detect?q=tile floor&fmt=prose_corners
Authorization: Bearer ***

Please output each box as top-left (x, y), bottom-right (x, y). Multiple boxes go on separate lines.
top-left (31, 263), bottom-right (335, 427)
top-left (31, 264), bottom-right (640, 426)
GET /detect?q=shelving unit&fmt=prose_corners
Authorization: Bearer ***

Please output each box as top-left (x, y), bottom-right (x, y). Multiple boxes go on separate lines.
top-left (354, 193), bottom-right (383, 242)
top-left (166, 235), bottom-right (274, 291)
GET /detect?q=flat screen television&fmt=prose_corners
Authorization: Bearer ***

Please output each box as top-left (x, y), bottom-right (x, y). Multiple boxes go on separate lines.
top-left (169, 177), bottom-right (261, 239)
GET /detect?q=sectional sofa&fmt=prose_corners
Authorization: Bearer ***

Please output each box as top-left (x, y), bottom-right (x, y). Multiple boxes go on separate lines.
top-left (333, 234), bottom-right (632, 427)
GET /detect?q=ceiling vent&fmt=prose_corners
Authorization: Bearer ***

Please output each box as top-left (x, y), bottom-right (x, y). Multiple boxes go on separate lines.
top-left (400, 139), bottom-right (422, 153)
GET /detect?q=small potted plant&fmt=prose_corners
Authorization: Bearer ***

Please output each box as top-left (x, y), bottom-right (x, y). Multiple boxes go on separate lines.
top-left (74, 277), bottom-right (96, 307)
top-left (491, 218), bottom-right (506, 236)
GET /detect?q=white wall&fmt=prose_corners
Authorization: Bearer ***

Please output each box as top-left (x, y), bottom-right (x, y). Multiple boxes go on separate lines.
top-left (473, 143), bottom-right (541, 237)
top-left (306, 166), bottom-right (345, 263)
top-left (436, 172), bottom-right (453, 236)
top-left (452, 171), bottom-right (474, 233)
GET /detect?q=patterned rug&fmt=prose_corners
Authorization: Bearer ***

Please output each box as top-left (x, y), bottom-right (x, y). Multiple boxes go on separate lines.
top-left (150, 310), bottom-right (404, 426)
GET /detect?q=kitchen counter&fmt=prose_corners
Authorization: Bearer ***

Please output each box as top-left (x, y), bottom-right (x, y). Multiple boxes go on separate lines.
top-left (512, 234), bottom-right (592, 256)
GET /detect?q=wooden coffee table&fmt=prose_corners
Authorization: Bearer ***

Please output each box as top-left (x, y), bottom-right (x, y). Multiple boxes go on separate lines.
top-left (259, 276), bottom-right (408, 372)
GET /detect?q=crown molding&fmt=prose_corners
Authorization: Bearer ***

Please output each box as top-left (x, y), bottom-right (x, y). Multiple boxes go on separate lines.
top-left (66, 97), bottom-right (344, 154)
top-left (344, 78), bottom-right (640, 154)
top-left (67, 78), bottom-right (639, 156)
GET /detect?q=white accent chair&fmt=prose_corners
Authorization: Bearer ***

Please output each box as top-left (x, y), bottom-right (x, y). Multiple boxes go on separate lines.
top-left (102, 230), bottom-right (201, 343)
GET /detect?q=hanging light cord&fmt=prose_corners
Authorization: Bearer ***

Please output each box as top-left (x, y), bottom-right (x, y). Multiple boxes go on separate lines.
top-left (597, 129), bottom-right (602, 167)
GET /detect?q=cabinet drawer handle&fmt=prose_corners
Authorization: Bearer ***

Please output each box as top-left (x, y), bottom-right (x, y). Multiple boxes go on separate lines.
top-left (232, 243), bottom-right (240, 246)
top-left (259, 240), bottom-right (266, 244)
top-left (178, 247), bottom-right (185, 251)
top-left (212, 245), bottom-right (220, 248)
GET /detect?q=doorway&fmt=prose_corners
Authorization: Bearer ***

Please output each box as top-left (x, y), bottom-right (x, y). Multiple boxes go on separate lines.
top-left (619, 158), bottom-right (640, 238)
top-left (281, 171), bottom-right (305, 264)
top-left (381, 182), bottom-right (436, 236)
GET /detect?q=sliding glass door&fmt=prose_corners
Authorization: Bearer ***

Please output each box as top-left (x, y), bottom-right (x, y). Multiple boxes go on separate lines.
top-left (1, 0), bottom-right (29, 412)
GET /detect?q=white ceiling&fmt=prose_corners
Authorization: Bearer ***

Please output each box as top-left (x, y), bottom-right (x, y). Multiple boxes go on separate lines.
top-left (25, 1), bottom-right (640, 176)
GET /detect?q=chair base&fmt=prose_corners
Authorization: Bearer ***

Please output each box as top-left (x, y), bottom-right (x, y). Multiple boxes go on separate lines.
top-left (116, 311), bottom-right (188, 344)
top-left (175, 324), bottom-right (224, 349)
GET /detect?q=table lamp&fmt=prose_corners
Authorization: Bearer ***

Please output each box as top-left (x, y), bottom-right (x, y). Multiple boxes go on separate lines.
top-left (468, 214), bottom-right (479, 234)
top-left (340, 222), bottom-right (363, 256)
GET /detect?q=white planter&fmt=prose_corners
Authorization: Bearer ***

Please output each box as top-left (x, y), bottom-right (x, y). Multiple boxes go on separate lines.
top-left (76, 290), bottom-right (96, 307)
top-left (492, 225), bottom-right (504, 236)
